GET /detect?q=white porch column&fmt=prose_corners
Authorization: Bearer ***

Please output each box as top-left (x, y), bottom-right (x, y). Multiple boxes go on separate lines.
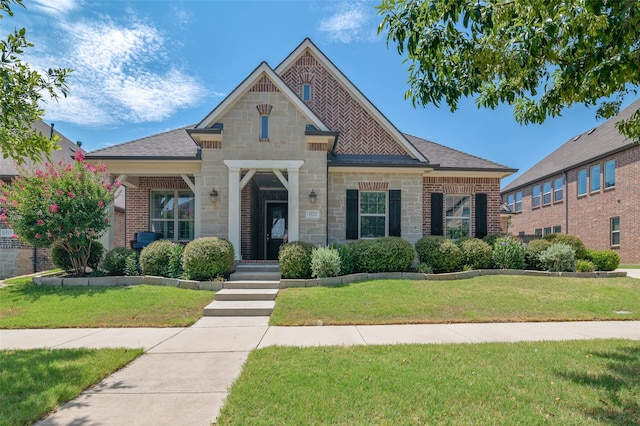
top-left (194, 175), bottom-right (202, 238)
top-left (287, 167), bottom-right (299, 242)
top-left (228, 167), bottom-right (241, 260)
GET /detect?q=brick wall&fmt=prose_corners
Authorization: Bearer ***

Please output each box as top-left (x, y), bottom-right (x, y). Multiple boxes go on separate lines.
top-left (504, 145), bottom-right (640, 263)
top-left (423, 176), bottom-right (502, 237)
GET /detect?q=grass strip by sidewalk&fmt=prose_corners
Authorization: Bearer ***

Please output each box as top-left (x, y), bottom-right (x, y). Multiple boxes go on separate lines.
top-left (217, 339), bottom-right (640, 425)
top-left (0, 347), bottom-right (143, 426)
top-left (0, 277), bottom-right (214, 328)
top-left (271, 275), bottom-right (640, 325)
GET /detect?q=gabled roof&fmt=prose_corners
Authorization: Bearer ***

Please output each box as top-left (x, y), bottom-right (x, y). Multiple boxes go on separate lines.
top-left (502, 99), bottom-right (640, 193)
top-left (196, 61), bottom-right (328, 131)
top-left (404, 134), bottom-right (516, 172)
top-left (1, 120), bottom-right (81, 179)
top-left (85, 126), bottom-right (200, 159)
top-left (275, 38), bottom-right (428, 163)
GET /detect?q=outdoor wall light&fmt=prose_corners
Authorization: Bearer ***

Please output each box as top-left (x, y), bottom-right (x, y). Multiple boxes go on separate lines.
top-left (210, 187), bottom-right (218, 203)
top-left (309, 189), bottom-right (317, 204)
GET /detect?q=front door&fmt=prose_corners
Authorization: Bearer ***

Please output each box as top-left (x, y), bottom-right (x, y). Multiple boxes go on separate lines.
top-left (266, 202), bottom-right (287, 260)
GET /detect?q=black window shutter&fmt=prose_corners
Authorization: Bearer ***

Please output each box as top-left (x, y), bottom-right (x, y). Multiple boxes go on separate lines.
top-left (431, 193), bottom-right (443, 236)
top-left (346, 189), bottom-right (359, 240)
top-left (388, 189), bottom-right (401, 237)
top-left (475, 193), bottom-right (488, 238)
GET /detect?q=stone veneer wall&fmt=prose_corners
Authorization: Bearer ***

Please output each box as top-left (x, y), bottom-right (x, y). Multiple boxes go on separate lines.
top-left (1, 225), bottom-right (54, 278)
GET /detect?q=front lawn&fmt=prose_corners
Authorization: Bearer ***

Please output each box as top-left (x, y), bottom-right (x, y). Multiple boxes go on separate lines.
top-left (217, 339), bottom-right (640, 425)
top-left (0, 347), bottom-right (143, 425)
top-left (0, 277), bottom-right (214, 328)
top-left (271, 275), bottom-right (640, 325)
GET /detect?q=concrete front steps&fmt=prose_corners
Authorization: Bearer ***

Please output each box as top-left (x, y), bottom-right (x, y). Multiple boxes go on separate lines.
top-left (203, 263), bottom-right (280, 317)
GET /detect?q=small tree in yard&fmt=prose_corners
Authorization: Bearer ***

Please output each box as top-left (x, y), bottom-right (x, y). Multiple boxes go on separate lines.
top-left (0, 151), bottom-right (117, 276)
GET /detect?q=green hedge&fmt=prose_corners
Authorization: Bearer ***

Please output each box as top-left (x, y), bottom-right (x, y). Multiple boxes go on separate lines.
top-left (415, 236), bottom-right (463, 273)
top-left (103, 247), bottom-right (138, 276)
top-left (182, 237), bottom-right (234, 281)
top-left (586, 249), bottom-right (620, 271)
top-left (139, 240), bottom-right (177, 277)
top-left (279, 241), bottom-right (315, 279)
top-left (51, 240), bottom-right (104, 274)
top-left (351, 237), bottom-right (415, 273)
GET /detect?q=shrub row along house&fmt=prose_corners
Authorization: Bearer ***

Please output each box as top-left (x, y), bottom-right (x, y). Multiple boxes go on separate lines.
top-left (501, 99), bottom-right (640, 264)
top-left (86, 39), bottom-right (515, 261)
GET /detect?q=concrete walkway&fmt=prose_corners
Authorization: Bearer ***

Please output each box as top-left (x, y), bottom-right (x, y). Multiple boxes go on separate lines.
top-left (1, 319), bottom-right (639, 426)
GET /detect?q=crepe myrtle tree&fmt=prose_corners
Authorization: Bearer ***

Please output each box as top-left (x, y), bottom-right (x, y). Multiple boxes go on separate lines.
top-left (0, 151), bottom-right (119, 276)
top-left (377, 0), bottom-right (640, 139)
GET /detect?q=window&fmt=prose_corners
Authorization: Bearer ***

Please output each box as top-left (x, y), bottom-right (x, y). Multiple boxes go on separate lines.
top-left (590, 164), bottom-right (601, 192)
top-left (553, 177), bottom-right (563, 202)
top-left (515, 191), bottom-right (522, 212)
top-left (302, 83), bottom-right (311, 101)
top-left (535, 228), bottom-right (542, 237)
top-left (507, 194), bottom-right (514, 212)
top-left (151, 190), bottom-right (195, 241)
top-left (604, 160), bottom-right (615, 189)
top-left (553, 225), bottom-right (561, 234)
top-left (445, 195), bottom-right (471, 239)
top-left (611, 217), bottom-right (620, 246)
top-left (260, 115), bottom-right (269, 140)
top-left (360, 192), bottom-right (386, 238)
top-left (532, 185), bottom-right (541, 208)
top-left (577, 169), bottom-right (587, 196)
top-left (542, 181), bottom-right (552, 205)
top-left (544, 227), bottom-right (552, 236)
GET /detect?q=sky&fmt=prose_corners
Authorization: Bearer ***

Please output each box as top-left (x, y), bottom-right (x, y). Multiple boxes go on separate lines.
top-left (7, 0), bottom-right (636, 187)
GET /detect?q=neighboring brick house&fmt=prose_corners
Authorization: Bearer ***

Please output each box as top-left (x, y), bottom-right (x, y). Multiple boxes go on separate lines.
top-left (86, 39), bottom-right (515, 261)
top-left (501, 99), bottom-right (640, 264)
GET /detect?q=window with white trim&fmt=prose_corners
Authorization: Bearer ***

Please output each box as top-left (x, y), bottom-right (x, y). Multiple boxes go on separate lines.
top-left (590, 164), bottom-right (601, 192)
top-left (553, 225), bottom-right (561, 234)
top-left (553, 177), bottom-right (563, 202)
top-left (507, 194), bottom-right (514, 212)
top-left (604, 160), bottom-right (615, 189)
top-left (359, 191), bottom-right (386, 238)
top-left (535, 228), bottom-right (542, 237)
top-left (151, 190), bottom-right (195, 241)
top-left (610, 216), bottom-right (620, 246)
top-left (542, 181), bottom-right (551, 205)
top-left (532, 185), bottom-right (541, 208)
top-left (260, 115), bottom-right (269, 140)
top-left (302, 83), bottom-right (312, 101)
top-left (577, 169), bottom-right (587, 196)
top-left (445, 195), bottom-right (471, 239)
top-left (544, 227), bottom-right (552, 236)
top-left (515, 191), bottom-right (522, 212)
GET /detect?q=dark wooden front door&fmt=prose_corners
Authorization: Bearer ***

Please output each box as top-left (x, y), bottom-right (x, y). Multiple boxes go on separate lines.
top-left (266, 202), bottom-right (287, 260)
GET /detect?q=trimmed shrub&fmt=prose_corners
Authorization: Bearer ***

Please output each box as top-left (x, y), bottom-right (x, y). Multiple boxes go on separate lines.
top-left (459, 238), bottom-right (492, 269)
top-left (482, 233), bottom-right (508, 248)
top-left (330, 243), bottom-right (354, 275)
top-left (539, 243), bottom-right (576, 272)
top-left (524, 239), bottom-right (552, 271)
top-left (351, 237), bottom-right (415, 273)
top-left (279, 241), bottom-right (315, 279)
top-left (124, 255), bottom-right (140, 276)
top-left (139, 240), bottom-right (176, 277)
top-left (51, 240), bottom-right (104, 274)
top-left (544, 234), bottom-right (587, 259)
top-left (182, 237), bottom-right (234, 281)
top-left (415, 236), bottom-right (445, 266)
top-left (576, 259), bottom-right (595, 272)
top-left (168, 243), bottom-right (185, 279)
top-left (436, 240), bottom-right (464, 273)
top-left (492, 236), bottom-right (525, 269)
top-left (311, 246), bottom-right (342, 278)
top-left (103, 247), bottom-right (138, 276)
top-left (586, 249), bottom-right (620, 271)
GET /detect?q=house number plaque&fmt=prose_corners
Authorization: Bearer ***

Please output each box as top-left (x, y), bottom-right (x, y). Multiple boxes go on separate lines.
top-left (305, 210), bottom-right (320, 219)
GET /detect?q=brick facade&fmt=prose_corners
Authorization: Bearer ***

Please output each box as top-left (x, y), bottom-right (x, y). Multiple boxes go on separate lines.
top-left (504, 145), bottom-right (640, 263)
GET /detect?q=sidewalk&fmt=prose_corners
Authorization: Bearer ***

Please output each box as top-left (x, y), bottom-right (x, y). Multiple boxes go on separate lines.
top-left (2, 319), bottom-right (639, 426)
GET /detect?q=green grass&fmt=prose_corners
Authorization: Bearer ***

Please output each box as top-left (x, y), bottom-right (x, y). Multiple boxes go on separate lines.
top-left (0, 347), bottom-right (143, 426)
top-left (271, 276), bottom-right (640, 325)
top-left (217, 339), bottom-right (640, 425)
top-left (0, 277), bottom-right (214, 328)
top-left (619, 264), bottom-right (640, 269)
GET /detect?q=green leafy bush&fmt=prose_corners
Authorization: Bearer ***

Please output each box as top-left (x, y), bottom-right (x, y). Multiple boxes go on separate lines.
top-left (182, 237), bottom-right (234, 281)
top-left (415, 236), bottom-right (463, 273)
top-left (524, 239), bottom-right (552, 271)
top-left (459, 238), bottom-right (492, 269)
top-left (311, 246), bottom-right (342, 278)
top-left (415, 236), bottom-right (444, 266)
top-left (544, 234), bottom-right (587, 259)
top-left (168, 243), bottom-right (185, 279)
top-left (139, 240), bottom-right (186, 277)
top-left (482, 233), bottom-right (508, 248)
top-left (51, 240), bottom-right (104, 274)
top-left (330, 243), bottom-right (354, 275)
top-left (124, 255), bottom-right (140, 276)
top-left (492, 236), bottom-right (525, 269)
top-left (351, 237), bottom-right (414, 273)
top-left (586, 249), bottom-right (620, 271)
top-left (103, 247), bottom-right (138, 276)
top-left (416, 263), bottom-right (433, 274)
top-left (279, 241), bottom-right (315, 279)
top-left (539, 243), bottom-right (576, 272)
top-left (576, 259), bottom-right (595, 272)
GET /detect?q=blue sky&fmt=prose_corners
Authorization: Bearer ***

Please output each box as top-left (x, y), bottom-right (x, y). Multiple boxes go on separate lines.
top-left (10, 0), bottom-right (635, 186)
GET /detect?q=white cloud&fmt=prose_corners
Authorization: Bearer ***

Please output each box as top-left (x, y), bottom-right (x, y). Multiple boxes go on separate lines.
top-left (318, 1), bottom-right (377, 43)
top-left (32, 18), bottom-right (210, 126)
top-left (32, 0), bottom-right (79, 16)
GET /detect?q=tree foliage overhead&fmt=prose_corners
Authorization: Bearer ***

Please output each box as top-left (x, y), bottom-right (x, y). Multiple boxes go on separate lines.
top-left (377, 0), bottom-right (640, 139)
top-left (1, 0), bottom-right (72, 163)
